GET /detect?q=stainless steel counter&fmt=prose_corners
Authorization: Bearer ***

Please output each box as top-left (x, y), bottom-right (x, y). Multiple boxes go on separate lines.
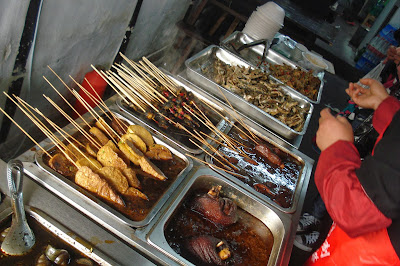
top-left (0, 87), bottom-right (313, 265)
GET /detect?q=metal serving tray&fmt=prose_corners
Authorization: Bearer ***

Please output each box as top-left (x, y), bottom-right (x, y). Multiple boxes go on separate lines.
top-left (220, 31), bottom-right (324, 104)
top-left (34, 113), bottom-right (193, 228)
top-left (116, 71), bottom-right (230, 154)
top-left (185, 45), bottom-right (314, 140)
top-left (204, 122), bottom-right (313, 213)
top-left (0, 206), bottom-right (117, 265)
top-left (147, 167), bottom-right (291, 266)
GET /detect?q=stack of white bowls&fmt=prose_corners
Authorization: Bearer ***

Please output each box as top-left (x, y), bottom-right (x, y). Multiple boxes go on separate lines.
top-left (242, 1), bottom-right (285, 41)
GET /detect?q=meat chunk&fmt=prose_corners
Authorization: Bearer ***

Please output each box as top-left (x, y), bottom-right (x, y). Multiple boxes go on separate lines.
top-left (75, 166), bottom-right (124, 206)
top-left (255, 143), bottom-right (284, 168)
top-left (186, 236), bottom-right (231, 265)
top-left (191, 186), bottom-right (237, 226)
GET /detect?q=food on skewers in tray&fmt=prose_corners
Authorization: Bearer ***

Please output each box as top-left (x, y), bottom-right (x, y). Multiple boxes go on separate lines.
top-left (183, 100), bottom-right (303, 208)
top-left (201, 57), bottom-right (309, 132)
top-left (96, 54), bottom-right (220, 148)
top-left (0, 72), bottom-right (186, 222)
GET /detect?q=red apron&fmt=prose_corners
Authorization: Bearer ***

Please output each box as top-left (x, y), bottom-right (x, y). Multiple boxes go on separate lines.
top-left (305, 223), bottom-right (400, 265)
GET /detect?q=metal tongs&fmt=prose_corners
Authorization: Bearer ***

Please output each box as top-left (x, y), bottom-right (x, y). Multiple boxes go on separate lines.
top-left (1, 160), bottom-right (35, 255)
top-left (229, 38), bottom-right (277, 67)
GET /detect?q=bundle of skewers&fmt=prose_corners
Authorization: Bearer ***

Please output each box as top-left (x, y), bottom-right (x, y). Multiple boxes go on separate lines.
top-left (0, 64), bottom-right (186, 220)
top-left (94, 54), bottom-right (216, 133)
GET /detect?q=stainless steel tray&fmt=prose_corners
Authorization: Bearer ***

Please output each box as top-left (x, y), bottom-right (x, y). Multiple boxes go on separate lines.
top-left (147, 167), bottom-right (291, 266)
top-left (34, 113), bottom-right (193, 228)
top-left (204, 122), bottom-right (313, 213)
top-left (116, 72), bottom-right (230, 154)
top-left (0, 206), bottom-right (117, 265)
top-left (185, 45), bottom-right (314, 140)
top-left (220, 31), bottom-right (324, 104)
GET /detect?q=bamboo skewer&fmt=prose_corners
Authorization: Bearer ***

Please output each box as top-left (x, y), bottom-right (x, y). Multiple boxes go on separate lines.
top-left (46, 67), bottom-right (93, 129)
top-left (0, 105), bottom-right (51, 158)
top-left (43, 95), bottom-right (102, 149)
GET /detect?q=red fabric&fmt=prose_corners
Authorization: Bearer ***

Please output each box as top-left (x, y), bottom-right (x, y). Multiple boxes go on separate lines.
top-left (305, 223), bottom-right (400, 265)
top-left (315, 141), bottom-right (392, 237)
top-left (372, 96), bottom-right (400, 155)
top-left (310, 96), bottom-right (400, 264)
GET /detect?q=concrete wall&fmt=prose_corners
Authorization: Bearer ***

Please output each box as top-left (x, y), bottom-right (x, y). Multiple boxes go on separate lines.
top-left (0, 0), bottom-right (190, 159)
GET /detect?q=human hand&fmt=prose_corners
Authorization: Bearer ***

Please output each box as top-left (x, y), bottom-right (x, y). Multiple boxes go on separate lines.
top-left (316, 108), bottom-right (354, 151)
top-left (384, 46), bottom-right (400, 64)
top-left (346, 78), bottom-right (389, 110)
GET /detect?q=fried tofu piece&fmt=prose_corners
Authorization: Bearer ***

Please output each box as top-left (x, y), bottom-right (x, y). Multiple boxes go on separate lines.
top-left (138, 156), bottom-right (167, 181)
top-left (76, 157), bottom-right (102, 172)
top-left (86, 143), bottom-right (99, 157)
top-left (75, 166), bottom-right (124, 207)
top-left (120, 133), bottom-right (147, 153)
top-left (118, 139), bottom-right (143, 166)
top-left (95, 117), bottom-right (117, 140)
top-left (127, 125), bottom-right (154, 147)
top-left (124, 187), bottom-right (148, 201)
top-left (122, 168), bottom-right (141, 189)
top-left (99, 166), bottom-right (148, 201)
top-left (97, 144), bottom-right (128, 170)
top-left (105, 140), bottom-right (130, 165)
top-left (90, 126), bottom-right (109, 146)
top-left (98, 166), bottom-right (129, 194)
top-left (65, 143), bottom-right (86, 161)
top-left (145, 144), bottom-right (173, 161)
top-left (49, 153), bottom-right (77, 179)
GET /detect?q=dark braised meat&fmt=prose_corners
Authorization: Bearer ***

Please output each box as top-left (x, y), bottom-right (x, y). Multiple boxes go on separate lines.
top-left (191, 186), bottom-right (237, 226)
top-left (255, 143), bottom-right (284, 169)
top-left (186, 235), bottom-right (231, 265)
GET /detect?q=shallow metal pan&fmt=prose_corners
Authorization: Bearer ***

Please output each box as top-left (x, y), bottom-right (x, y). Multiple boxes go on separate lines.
top-left (220, 31), bottom-right (324, 104)
top-left (34, 112), bottom-right (192, 228)
top-left (116, 72), bottom-right (230, 154)
top-left (147, 167), bottom-right (291, 266)
top-left (204, 122), bottom-right (313, 213)
top-left (0, 206), bottom-right (117, 265)
top-left (185, 45), bottom-right (313, 140)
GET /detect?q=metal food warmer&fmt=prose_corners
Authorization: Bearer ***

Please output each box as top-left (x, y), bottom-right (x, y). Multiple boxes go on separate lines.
top-left (220, 31), bottom-right (325, 104)
top-left (0, 69), bottom-right (314, 265)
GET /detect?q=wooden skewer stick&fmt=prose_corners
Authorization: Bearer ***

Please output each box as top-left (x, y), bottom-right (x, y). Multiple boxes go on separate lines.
top-left (102, 69), bottom-right (147, 111)
top-left (214, 86), bottom-right (260, 143)
top-left (116, 63), bottom-right (167, 103)
top-left (69, 77), bottom-right (121, 141)
top-left (45, 67), bottom-right (92, 129)
top-left (91, 65), bottom-right (130, 106)
top-left (119, 53), bottom-right (158, 87)
top-left (198, 97), bottom-right (259, 143)
top-left (8, 94), bottom-right (74, 163)
top-left (43, 95), bottom-right (102, 149)
top-left (141, 57), bottom-right (178, 91)
top-left (0, 105), bottom-right (52, 158)
top-left (185, 153), bottom-right (245, 179)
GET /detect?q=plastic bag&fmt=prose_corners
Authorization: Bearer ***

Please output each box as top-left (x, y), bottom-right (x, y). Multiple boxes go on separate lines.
top-left (362, 61), bottom-right (385, 82)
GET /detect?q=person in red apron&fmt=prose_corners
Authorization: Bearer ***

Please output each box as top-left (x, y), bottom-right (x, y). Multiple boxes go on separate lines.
top-left (306, 78), bottom-right (400, 265)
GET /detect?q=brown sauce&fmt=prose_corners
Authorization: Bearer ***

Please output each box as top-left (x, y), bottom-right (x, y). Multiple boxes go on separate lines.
top-left (0, 215), bottom-right (97, 265)
top-left (212, 125), bottom-right (303, 208)
top-left (42, 117), bottom-right (187, 222)
top-left (165, 188), bottom-right (274, 266)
